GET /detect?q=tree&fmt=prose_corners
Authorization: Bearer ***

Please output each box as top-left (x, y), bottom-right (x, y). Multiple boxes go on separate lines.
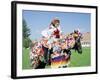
top-left (23, 19), bottom-right (31, 48)
top-left (23, 19), bottom-right (30, 38)
top-left (23, 37), bottom-right (31, 48)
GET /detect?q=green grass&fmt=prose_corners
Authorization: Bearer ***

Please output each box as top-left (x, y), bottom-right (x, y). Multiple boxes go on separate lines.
top-left (22, 47), bottom-right (91, 69)
top-left (22, 48), bottom-right (32, 69)
top-left (69, 47), bottom-right (91, 67)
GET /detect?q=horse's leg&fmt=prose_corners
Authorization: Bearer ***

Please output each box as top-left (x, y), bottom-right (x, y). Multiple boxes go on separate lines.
top-left (77, 45), bottom-right (82, 54)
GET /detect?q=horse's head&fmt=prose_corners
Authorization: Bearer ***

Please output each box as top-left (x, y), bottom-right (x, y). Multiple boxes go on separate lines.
top-left (68, 33), bottom-right (82, 54)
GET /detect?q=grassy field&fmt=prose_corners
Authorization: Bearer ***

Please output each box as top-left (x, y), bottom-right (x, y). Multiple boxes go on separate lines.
top-left (22, 48), bottom-right (32, 69)
top-left (22, 47), bottom-right (91, 69)
top-left (69, 47), bottom-right (91, 67)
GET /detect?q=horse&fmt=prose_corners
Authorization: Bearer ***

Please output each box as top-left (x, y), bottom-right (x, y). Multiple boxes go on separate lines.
top-left (29, 32), bottom-right (82, 69)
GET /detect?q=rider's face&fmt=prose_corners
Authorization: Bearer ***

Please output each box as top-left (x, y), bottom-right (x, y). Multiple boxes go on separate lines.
top-left (54, 22), bottom-right (59, 27)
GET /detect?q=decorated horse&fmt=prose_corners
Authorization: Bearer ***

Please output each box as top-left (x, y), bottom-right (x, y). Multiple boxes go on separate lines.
top-left (29, 32), bottom-right (82, 69)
